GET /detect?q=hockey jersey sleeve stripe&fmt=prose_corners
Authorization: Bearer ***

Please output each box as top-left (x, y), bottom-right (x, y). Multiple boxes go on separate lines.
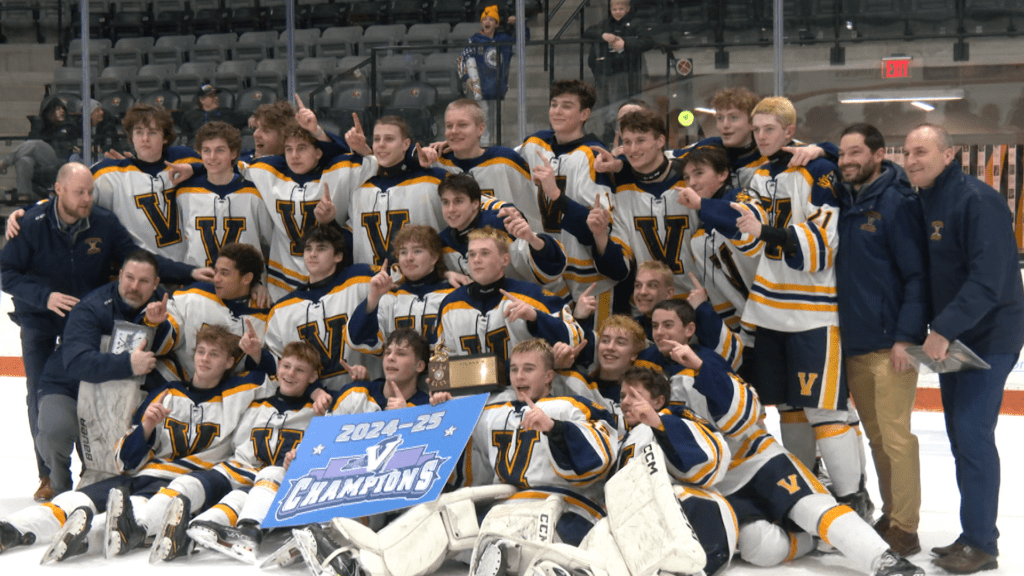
top-left (505, 291), bottom-right (552, 314)
top-left (752, 275), bottom-right (837, 295)
top-left (748, 292), bottom-right (838, 313)
top-left (93, 164), bottom-right (140, 178)
top-left (785, 166), bottom-right (815, 187)
top-left (268, 259), bottom-right (309, 280)
top-left (328, 275), bottom-right (373, 296)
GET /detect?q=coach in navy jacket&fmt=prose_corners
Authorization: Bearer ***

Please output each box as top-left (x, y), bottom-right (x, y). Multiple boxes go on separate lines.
top-left (0, 162), bottom-right (200, 497)
top-left (835, 124), bottom-right (929, 554)
top-left (907, 124), bottom-right (1024, 573)
top-left (35, 252), bottom-right (171, 494)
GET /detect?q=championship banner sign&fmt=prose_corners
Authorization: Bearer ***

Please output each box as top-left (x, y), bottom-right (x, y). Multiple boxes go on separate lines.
top-left (262, 393), bottom-right (488, 528)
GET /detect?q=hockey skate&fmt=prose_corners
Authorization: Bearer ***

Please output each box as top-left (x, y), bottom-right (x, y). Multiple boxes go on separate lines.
top-left (259, 534), bottom-right (303, 569)
top-left (39, 507), bottom-right (89, 563)
top-left (471, 538), bottom-right (510, 576)
top-left (188, 519), bottom-right (262, 564)
top-left (149, 494), bottom-right (193, 563)
top-left (872, 549), bottom-right (925, 576)
top-left (293, 523), bottom-right (362, 576)
top-left (0, 521), bottom-right (36, 555)
top-left (104, 485), bottom-right (148, 558)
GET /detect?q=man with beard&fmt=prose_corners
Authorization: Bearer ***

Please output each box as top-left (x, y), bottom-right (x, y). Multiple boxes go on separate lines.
top-left (835, 123), bottom-right (928, 557)
top-left (33, 250), bottom-right (172, 497)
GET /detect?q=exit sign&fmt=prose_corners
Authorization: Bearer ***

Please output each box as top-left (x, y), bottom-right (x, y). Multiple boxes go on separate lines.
top-left (882, 57), bottom-right (912, 79)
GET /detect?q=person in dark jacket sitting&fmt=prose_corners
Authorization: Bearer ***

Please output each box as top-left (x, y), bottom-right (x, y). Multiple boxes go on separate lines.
top-left (0, 98), bottom-right (81, 201)
top-left (35, 250), bottom-right (171, 496)
top-left (835, 123), bottom-right (928, 557)
top-left (907, 122), bottom-right (1024, 574)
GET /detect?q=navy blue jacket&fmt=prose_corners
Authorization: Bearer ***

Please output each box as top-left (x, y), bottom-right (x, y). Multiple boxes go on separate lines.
top-left (38, 280), bottom-right (171, 399)
top-left (918, 162), bottom-right (1024, 355)
top-left (836, 162), bottom-right (929, 356)
top-left (0, 200), bottom-right (195, 337)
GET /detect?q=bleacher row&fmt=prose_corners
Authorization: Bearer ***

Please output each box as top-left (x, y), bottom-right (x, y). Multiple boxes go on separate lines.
top-left (68, 0), bottom-right (543, 40)
top-left (50, 22), bottom-right (498, 145)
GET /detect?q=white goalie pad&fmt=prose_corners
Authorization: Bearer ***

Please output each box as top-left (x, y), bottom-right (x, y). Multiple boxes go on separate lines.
top-left (329, 484), bottom-right (518, 576)
top-left (604, 442), bottom-right (706, 576)
top-left (77, 376), bottom-right (146, 486)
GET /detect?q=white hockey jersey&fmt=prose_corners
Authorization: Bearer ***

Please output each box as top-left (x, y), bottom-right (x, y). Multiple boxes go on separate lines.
top-left (264, 265), bottom-right (381, 391)
top-left (113, 371), bottom-right (271, 480)
top-left (176, 173), bottom-right (274, 268)
top-left (734, 154), bottom-right (842, 332)
top-left (91, 146), bottom-right (200, 261)
top-left (435, 146), bottom-right (542, 231)
top-left (344, 275), bottom-right (454, 355)
top-left (243, 154), bottom-right (378, 300)
top-left (149, 282), bottom-right (269, 382)
top-left (616, 405), bottom-right (729, 489)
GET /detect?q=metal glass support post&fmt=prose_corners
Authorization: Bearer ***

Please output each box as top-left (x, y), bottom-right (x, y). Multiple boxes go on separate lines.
top-left (286, 0), bottom-right (295, 102)
top-left (773, 0), bottom-right (784, 96)
top-left (516, 0), bottom-right (527, 143)
top-left (80, 0), bottom-right (91, 165)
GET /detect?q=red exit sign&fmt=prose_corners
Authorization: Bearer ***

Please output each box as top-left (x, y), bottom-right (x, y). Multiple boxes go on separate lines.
top-left (882, 57), bottom-right (912, 79)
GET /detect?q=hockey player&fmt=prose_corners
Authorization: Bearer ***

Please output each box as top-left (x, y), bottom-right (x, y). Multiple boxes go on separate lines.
top-left (648, 299), bottom-right (923, 576)
top-left (341, 116), bottom-right (448, 268)
top-left (91, 103), bottom-right (200, 262)
top-left (426, 99), bottom-right (541, 228)
top-left (147, 242), bottom-right (270, 382)
top-left (517, 80), bottom-right (617, 315)
top-left (436, 173), bottom-right (566, 286)
top-left (725, 96), bottom-right (867, 510)
top-left (587, 109), bottom-right (701, 296)
top-left (0, 325), bottom-right (263, 561)
top-left (434, 226), bottom-right (585, 368)
top-left (345, 225), bottom-right (454, 355)
top-left (264, 224), bottom-right (378, 390)
top-left (104, 340), bottom-right (324, 562)
top-left (176, 121), bottom-right (274, 270)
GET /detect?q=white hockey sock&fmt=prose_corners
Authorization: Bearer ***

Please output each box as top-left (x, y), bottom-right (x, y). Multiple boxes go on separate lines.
top-left (791, 497), bottom-right (888, 575)
top-left (6, 490), bottom-right (95, 542)
top-left (238, 466), bottom-right (285, 526)
top-left (737, 520), bottom-right (814, 567)
top-left (807, 407), bottom-right (862, 496)
top-left (193, 490), bottom-right (247, 527)
top-left (778, 406), bottom-right (816, 469)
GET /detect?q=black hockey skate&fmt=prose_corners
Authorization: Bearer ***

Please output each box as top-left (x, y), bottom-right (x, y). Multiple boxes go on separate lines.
top-left (293, 523), bottom-right (361, 576)
top-left (0, 520), bottom-right (36, 554)
top-left (188, 518), bottom-right (263, 564)
top-left (104, 485), bottom-right (148, 558)
top-left (150, 494), bottom-right (192, 563)
top-left (873, 549), bottom-right (925, 576)
top-left (39, 507), bottom-right (89, 563)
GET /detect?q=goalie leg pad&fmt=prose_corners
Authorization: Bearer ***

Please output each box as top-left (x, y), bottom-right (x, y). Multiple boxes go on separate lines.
top-left (604, 443), bottom-right (705, 576)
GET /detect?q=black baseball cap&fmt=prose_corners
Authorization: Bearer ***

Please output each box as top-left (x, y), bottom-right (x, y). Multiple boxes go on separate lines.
top-left (197, 84), bottom-right (218, 98)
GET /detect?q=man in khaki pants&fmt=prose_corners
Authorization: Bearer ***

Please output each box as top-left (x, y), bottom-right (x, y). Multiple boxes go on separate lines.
top-left (835, 123), bottom-right (929, 556)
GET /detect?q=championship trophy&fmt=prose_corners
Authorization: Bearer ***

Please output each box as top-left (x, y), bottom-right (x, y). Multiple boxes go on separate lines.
top-left (428, 341), bottom-right (508, 395)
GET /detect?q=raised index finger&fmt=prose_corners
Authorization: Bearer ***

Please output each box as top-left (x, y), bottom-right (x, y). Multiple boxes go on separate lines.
top-left (688, 271), bottom-right (703, 290)
top-left (295, 94), bottom-right (306, 110)
top-left (245, 318), bottom-right (256, 333)
top-left (540, 155), bottom-right (552, 168)
top-left (580, 283), bottom-right (596, 298)
top-left (351, 112), bottom-right (362, 133)
top-left (730, 201), bottom-right (753, 214)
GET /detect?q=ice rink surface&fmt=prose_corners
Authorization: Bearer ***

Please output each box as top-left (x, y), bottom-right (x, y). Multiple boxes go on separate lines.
top-left (0, 303), bottom-right (1022, 575)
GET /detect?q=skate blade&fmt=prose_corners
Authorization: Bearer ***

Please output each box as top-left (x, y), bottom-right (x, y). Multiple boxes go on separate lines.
top-left (104, 491), bottom-right (125, 559)
top-left (186, 525), bottom-right (257, 565)
top-left (41, 509), bottom-right (89, 564)
top-left (148, 497), bottom-right (189, 564)
top-left (257, 535), bottom-right (302, 569)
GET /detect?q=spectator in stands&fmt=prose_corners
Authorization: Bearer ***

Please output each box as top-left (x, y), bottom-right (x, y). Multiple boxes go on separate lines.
top-left (0, 162), bottom-right (201, 501)
top-left (836, 123), bottom-right (928, 557)
top-left (457, 4), bottom-right (528, 145)
top-left (179, 85), bottom-right (246, 145)
top-left (0, 98), bottom-right (84, 201)
top-left (583, 0), bottom-right (653, 143)
top-left (909, 123), bottom-right (1024, 574)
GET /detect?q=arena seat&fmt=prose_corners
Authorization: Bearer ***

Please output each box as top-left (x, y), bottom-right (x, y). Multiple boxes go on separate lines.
top-left (359, 24), bottom-right (406, 57)
top-left (433, 0), bottom-right (472, 25)
top-left (96, 65), bottom-right (139, 97)
top-left (378, 53), bottom-right (424, 103)
top-left (309, 2), bottom-right (348, 30)
top-left (422, 52), bottom-right (461, 104)
top-left (296, 57), bottom-right (339, 93)
top-left (449, 22), bottom-right (479, 47)
top-left (235, 30), bottom-right (278, 61)
top-left (390, 0), bottom-right (429, 26)
top-left (226, 0), bottom-right (263, 32)
top-left (169, 61), bottom-right (219, 96)
top-left (214, 60), bottom-right (258, 92)
top-left (324, 81), bottom-right (374, 134)
top-left (108, 36), bottom-right (153, 68)
top-left (275, 28), bottom-right (320, 60)
top-left (192, 32), bottom-right (238, 63)
top-left (52, 66), bottom-right (90, 96)
top-left (193, 0), bottom-right (231, 35)
top-left (132, 63), bottom-right (178, 96)
top-left (68, 37), bottom-right (111, 70)
top-left (110, 0), bottom-right (151, 40)
top-left (382, 81), bottom-right (438, 143)
top-left (251, 58), bottom-right (289, 92)
top-left (148, 34), bottom-right (194, 67)
top-left (100, 91), bottom-right (136, 120)
top-left (152, 0), bottom-right (192, 36)
top-left (235, 86), bottom-right (279, 114)
top-left (348, 1), bottom-right (388, 26)
top-left (140, 89), bottom-right (182, 112)
top-left (318, 25), bottom-right (363, 58)
top-left (405, 23), bottom-right (449, 52)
